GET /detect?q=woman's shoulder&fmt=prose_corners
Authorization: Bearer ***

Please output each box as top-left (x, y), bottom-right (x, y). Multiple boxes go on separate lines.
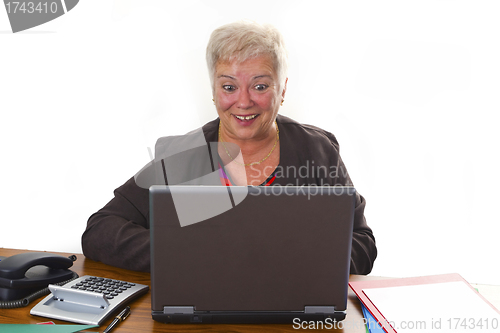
top-left (277, 114), bottom-right (340, 151)
top-left (201, 118), bottom-right (220, 141)
top-left (154, 119), bottom-right (219, 154)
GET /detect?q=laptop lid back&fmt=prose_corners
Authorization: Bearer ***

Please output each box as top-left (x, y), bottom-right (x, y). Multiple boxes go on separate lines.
top-left (150, 186), bottom-right (355, 323)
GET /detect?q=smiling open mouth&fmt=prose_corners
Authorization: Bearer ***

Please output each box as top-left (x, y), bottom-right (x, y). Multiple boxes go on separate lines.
top-left (234, 114), bottom-right (258, 121)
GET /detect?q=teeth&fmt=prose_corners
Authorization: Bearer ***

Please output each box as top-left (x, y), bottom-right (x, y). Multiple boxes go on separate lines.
top-left (235, 114), bottom-right (257, 120)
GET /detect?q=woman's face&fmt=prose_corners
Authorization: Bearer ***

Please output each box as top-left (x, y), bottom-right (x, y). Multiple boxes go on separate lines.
top-left (214, 55), bottom-right (286, 143)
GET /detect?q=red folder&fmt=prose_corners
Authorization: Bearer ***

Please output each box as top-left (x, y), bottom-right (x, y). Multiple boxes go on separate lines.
top-left (349, 273), bottom-right (500, 333)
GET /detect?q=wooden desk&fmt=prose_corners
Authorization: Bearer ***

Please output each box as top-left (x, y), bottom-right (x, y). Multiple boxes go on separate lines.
top-left (5, 248), bottom-right (499, 332)
top-left (0, 248), bottom-right (369, 332)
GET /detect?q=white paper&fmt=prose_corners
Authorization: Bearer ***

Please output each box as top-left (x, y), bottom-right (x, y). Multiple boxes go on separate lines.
top-left (364, 281), bottom-right (500, 332)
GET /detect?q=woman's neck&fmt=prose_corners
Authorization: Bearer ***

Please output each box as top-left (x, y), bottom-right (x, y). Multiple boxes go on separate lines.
top-left (219, 122), bottom-right (278, 164)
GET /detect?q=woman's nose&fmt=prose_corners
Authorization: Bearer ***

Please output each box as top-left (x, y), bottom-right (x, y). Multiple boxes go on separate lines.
top-left (237, 89), bottom-right (253, 109)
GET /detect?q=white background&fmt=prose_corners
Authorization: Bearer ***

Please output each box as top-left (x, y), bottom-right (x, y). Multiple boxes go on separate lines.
top-left (1, 1), bottom-right (499, 285)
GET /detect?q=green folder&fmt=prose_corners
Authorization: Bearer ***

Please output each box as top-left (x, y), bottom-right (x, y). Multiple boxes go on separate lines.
top-left (0, 324), bottom-right (98, 333)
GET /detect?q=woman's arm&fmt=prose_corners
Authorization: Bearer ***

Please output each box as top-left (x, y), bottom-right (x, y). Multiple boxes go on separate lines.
top-left (81, 177), bottom-right (151, 272)
top-left (320, 128), bottom-right (377, 275)
top-left (349, 193), bottom-right (377, 275)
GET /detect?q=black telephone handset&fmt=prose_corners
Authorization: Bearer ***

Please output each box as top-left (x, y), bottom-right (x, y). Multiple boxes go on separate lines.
top-left (0, 252), bottom-right (77, 308)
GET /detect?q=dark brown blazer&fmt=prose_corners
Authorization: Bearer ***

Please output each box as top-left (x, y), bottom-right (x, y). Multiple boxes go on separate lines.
top-left (82, 115), bottom-right (377, 274)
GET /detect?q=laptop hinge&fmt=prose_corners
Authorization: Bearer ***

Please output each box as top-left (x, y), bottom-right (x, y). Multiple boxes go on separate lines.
top-left (163, 306), bottom-right (194, 315)
top-left (304, 306), bottom-right (336, 314)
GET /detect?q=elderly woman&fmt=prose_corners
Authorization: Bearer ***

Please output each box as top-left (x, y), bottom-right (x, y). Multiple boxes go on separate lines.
top-left (82, 21), bottom-right (377, 274)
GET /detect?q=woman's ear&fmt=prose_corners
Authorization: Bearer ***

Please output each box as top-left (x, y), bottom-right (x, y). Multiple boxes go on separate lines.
top-left (281, 78), bottom-right (288, 100)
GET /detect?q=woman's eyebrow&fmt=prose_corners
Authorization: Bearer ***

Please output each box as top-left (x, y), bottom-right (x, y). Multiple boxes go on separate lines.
top-left (217, 74), bottom-right (236, 80)
top-left (217, 74), bottom-right (273, 80)
top-left (253, 75), bottom-right (273, 80)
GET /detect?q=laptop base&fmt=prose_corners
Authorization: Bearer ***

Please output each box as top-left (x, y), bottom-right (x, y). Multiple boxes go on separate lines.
top-left (152, 311), bottom-right (346, 324)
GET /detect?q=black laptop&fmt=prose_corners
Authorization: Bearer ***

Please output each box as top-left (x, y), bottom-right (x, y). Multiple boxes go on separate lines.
top-left (149, 185), bottom-right (355, 324)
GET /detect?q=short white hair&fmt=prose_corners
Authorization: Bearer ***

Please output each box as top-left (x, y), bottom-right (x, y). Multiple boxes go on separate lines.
top-left (206, 21), bottom-right (288, 94)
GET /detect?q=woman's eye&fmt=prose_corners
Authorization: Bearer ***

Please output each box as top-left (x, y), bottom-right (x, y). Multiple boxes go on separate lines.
top-left (223, 85), bottom-right (236, 92)
top-left (255, 84), bottom-right (268, 91)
